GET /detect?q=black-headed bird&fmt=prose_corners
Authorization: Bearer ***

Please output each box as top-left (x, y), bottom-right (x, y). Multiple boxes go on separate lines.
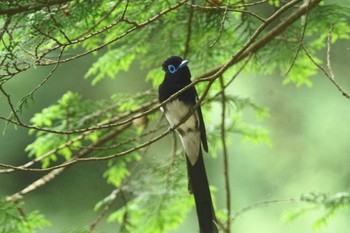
top-left (158, 56), bottom-right (218, 233)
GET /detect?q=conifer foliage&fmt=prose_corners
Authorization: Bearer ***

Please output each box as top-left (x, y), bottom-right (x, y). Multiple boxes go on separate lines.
top-left (1, 1), bottom-right (349, 232)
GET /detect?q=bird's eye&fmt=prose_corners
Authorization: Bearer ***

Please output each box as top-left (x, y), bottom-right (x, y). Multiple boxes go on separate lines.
top-left (167, 64), bottom-right (177, 74)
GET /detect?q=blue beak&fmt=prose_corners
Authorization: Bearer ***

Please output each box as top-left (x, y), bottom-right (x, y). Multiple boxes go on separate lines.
top-left (178, 60), bottom-right (188, 69)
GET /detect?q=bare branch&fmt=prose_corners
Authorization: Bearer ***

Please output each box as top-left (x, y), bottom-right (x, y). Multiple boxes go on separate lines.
top-left (285, 0), bottom-right (312, 76)
top-left (78, 0), bottom-right (123, 38)
top-left (6, 124), bottom-right (130, 202)
top-left (47, 6), bottom-right (71, 43)
top-left (0, 15), bottom-right (12, 40)
top-left (326, 25), bottom-right (336, 80)
top-left (197, 0), bottom-right (321, 80)
top-left (0, 85), bottom-right (22, 124)
top-left (232, 198), bottom-right (298, 221)
top-left (187, 2), bottom-right (266, 22)
top-left (231, 0), bottom-right (269, 8)
top-left (0, 99), bottom-right (158, 135)
top-left (0, 75), bottom-right (215, 173)
top-left (183, 0), bottom-right (195, 58)
top-left (219, 75), bottom-right (231, 233)
top-left (0, 0), bottom-right (71, 16)
top-left (0, 0), bottom-right (322, 139)
top-left (39, 0), bottom-right (190, 65)
top-left (14, 45), bottom-right (66, 114)
top-left (302, 36), bottom-right (350, 99)
top-left (210, 0), bottom-right (230, 48)
top-left (87, 189), bottom-right (120, 232)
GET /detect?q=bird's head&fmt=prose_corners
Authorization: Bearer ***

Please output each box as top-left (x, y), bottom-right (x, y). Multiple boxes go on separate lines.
top-left (162, 56), bottom-right (191, 81)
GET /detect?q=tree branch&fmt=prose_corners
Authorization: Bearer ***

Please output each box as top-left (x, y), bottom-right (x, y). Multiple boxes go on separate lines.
top-left (6, 123), bottom-right (131, 202)
top-left (0, 0), bottom-right (71, 16)
top-left (0, 0), bottom-right (323, 176)
top-left (39, 0), bottom-right (190, 65)
top-left (219, 75), bottom-right (231, 233)
top-left (183, 0), bottom-right (195, 58)
top-left (232, 198), bottom-right (298, 222)
top-left (302, 38), bottom-right (350, 99)
top-left (197, 0), bottom-right (321, 80)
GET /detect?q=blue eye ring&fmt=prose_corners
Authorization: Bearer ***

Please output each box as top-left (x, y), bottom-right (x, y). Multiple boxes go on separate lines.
top-left (168, 64), bottom-right (177, 74)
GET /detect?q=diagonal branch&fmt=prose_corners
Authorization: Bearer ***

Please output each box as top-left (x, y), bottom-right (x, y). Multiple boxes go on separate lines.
top-left (0, 0), bottom-right (322, 136)
top-left (197, 0), bottom-right (321, 80)
top-left (0, 0), bottom-right (323, 174)
top-left (285, 0), bottom-right (312, 76)
top-left (0, 0), bottom-right (71, 16)
top-left (210, 0), bottom-right (230, 48)
top-left (232, 198), bottom-right (298, 222)
top-left (6, 123), bottom-right (131, 202)
top-left (39, 0), bottom-right (190, 65)
top-left (302, 33), bottom-right (350, 99)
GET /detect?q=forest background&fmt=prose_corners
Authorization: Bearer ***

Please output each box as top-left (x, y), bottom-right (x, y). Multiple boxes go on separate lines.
top-left (0, 0), bottom-right (349, 232)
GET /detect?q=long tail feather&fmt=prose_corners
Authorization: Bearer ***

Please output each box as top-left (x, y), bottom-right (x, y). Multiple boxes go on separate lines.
top-left (186, 148), bottom-right (218, 233)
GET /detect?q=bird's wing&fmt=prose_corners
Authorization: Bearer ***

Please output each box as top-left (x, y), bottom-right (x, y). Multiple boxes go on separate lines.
top-left (194, 88), bottom-right (208, 152)
top-left (197, 102), bottom-right (208, 152)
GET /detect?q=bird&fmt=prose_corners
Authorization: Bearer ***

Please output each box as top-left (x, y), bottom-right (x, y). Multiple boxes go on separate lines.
top-left (158, 56), bottom-right (218, 233)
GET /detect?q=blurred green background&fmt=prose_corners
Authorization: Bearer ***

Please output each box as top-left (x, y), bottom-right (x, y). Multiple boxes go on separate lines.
top-left (1, 34), bottom-right (349, 233)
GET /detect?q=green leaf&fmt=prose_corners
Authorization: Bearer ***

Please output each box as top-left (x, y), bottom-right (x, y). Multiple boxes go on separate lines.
top-left (105, 157), bottom-right (195, 233)
top-left (0, 199), bottom-right (51, 233)
top-left (283, 192), bottom-right (350, 229)
top-left (104, 160), bottom-right (131, 188)
top-left (282, 206), bottom-right (316, 223)
top-left (85, 49), bottom-right (135, 85)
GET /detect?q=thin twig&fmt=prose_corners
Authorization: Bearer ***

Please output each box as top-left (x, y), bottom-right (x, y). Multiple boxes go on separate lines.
top-left (88, 118), bottom-right (164, 231)
top-left (231, 0), bottom-right (268, 8)
top-left (0, 0), bottom-right (321, 135)
top-left (47, 5), bottom-right (71, 43)
top-left (186, 3), bottom-right (266, 22)
top-left (326, 25), bottom-right (335, 80)
top-left (19, 45), bottom-right (66, 107)
top-left (0, 76), bottom-right (216, 173)
top-left (73, 124), bottom-right (166, 151)
top-left (285, 0), bottom-right (311, 76)
top-left (0, 130), bottom-right (91, 174)
top-left (219, 76), bottom-right (231, 233)
top-left (232, 198), bottom-right (297, 221)
top-left (0, 15), bottom-right (12, 41)
top-left (197, 0), bottom-right (321, 80)
top-left (87, 189), bottom-right (120, 233)
top-left (1, 45), bottom-right (66, 131)
top-left (183, 0), bottom-right (195, 59)
top-left (39, 0), bottom-right (190, 65)
top-left (0, 85), bottom-right (22, 124)
top-left (302, 42), bottom-right (350, 99)
top-left (6, 124), bottom-right (131, 202)
top-left (0, 0), bottom-right (71, 16)
top-left (0, 0), bottom-right (322, 174)
top-left (0, 99), bottom-right (158, 135)
top-left (210, 0), bottom-right (230, 48)
top-left (75, 0), bottom-right (123, 39)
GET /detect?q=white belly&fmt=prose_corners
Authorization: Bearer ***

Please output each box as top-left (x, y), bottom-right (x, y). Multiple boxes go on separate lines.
top-left (164, 99), bottom-right (200, 165)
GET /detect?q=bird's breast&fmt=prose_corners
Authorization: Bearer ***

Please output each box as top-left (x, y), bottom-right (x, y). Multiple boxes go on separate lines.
top-left (164, 99), bottom-right (201, 165)
top-left (164, 99), bottom-right (196, 128)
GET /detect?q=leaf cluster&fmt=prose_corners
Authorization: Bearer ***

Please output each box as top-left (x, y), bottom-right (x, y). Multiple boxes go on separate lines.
top-left (1, 0), bottom-right (350, 232)
top-left (0, 199), bottom-right (50, 233)
top-left (283, 191), bottom-right (350, 230)
top-left (97, 155), bottom-right (193, 233)
top-left (25, 90), bottom-right (153, 168)
top-left (250, 3), bottom-right (350, 87)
